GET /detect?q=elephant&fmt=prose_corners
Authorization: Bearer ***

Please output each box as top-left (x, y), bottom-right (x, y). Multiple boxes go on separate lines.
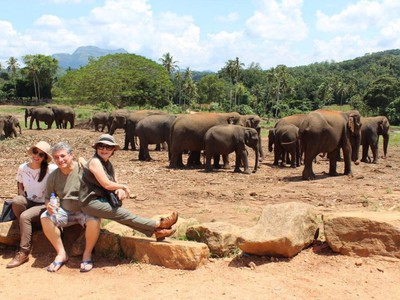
top-left (136, 114), bottom-right (177, 161)
top-left (123, 110), bottom-right (167, 150)
top-left (268, 124), bottom-right (300, 168)
top-left (108, 109), bottom-right (130, 134)
top-left (360, 116), bottom-right (390, 163)
top-left (49, 105), bottom-right (75, 129)
top-left (239, 114), bottom-right (265, 161)
top-left (169, 112), bottom-right (241, 168)
top-left (299, 109), bottom-right (362, 180)
top-left (275, 113), bottom-right (307, 128)
top-left (0, 115), bottom-right (21, 138)
top-left (92, 112), bottom-right (110, 132)
top-left (204, 125), bottom-right (259, 174)
top-left (25, 107), bottom-right (54, 130)
top-left (274, 113), bottom-right (307, 164)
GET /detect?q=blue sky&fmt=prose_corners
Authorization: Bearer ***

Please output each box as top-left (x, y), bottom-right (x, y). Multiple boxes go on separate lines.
top-left (1, 0), bottom-right (399, 71)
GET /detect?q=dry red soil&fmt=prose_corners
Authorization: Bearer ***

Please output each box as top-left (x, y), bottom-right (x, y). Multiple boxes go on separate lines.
top-left (0, 125), bottom-right (399, 299)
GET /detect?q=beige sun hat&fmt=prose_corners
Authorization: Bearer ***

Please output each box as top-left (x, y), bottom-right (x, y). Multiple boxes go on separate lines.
top-left (92, 134), bottom-right (121, 151)
top-left (27, 141), bottom-right (53, 163)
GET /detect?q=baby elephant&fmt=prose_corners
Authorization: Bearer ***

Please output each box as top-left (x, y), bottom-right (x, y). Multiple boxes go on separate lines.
top-left (204, 124), bottom-right (259, 174)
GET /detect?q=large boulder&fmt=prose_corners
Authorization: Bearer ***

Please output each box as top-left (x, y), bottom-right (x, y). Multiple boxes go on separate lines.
top-left (237, 202), bottom-right (319, 257)
top-left (186, 222), bottom-right (242, 257)
top-left (324, 211), bottom-right (400, 258)
top-left (120, 236), bottom-right (210, 270)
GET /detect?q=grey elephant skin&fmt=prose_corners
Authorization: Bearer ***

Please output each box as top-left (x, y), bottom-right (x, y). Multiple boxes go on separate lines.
top-left (239, 114), bottom-right (265, 161)
top-left (169, 112), bottom-right (241, 168)
top-left (136, 114), bottom-right (177, 161)
top-left (123, 110), bottom-right (167, 151)
top-left (25, 107), bottom-right (54, 130)
top-left (49, 105), bottom-right (75, 129)
top-left (273, 113), bottom-right (307, 165)
top-left (91, 112), bottom-right (110, 132)
top-left (268, 124), bottom-right (300, 168)
top-left (0, 115), bottom-right (21, 138)
top-left (204, 124), bottom-right (259, 174)
top-left (299, 109), bottom-right (362, 180)
top-left (108, 109), bottom-right (130, 134)
top-left (360, 116), bottom-right (390, 163)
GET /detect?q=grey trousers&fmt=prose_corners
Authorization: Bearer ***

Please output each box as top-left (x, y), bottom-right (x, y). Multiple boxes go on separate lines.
top-left (81, 199), bottom-right (157, 237)
top-left (11, 195), bottom-right (46, 252)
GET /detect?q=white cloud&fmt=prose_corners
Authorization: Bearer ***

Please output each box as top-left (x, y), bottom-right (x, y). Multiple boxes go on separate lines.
top-left (313, 34), bottom-right (372, 62)
top-left (316, 1), bottom-right (382, 33)
top-left (245, 0), bottom-right (308, 41)
top-left (35, 15), bottom-right (64, 27)
top-left (217, 12), bottom-right (239, 23)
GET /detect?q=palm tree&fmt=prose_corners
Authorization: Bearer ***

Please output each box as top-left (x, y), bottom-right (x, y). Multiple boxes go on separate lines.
top-left (7, 57), bottom-right (19, 98)
top-left (223, 57), bottom-right (244, 109)
top-left (159, 52), bottom-right (178, 78)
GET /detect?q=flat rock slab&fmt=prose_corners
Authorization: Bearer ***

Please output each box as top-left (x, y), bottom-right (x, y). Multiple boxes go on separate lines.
top-left (324, 211), bottom-right (400, 258)
top-left (120, 236), bottom-right (210, 270)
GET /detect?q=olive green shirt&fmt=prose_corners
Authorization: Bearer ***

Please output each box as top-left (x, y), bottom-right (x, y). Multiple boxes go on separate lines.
top-left (45, 162), bottom-right (81, 212)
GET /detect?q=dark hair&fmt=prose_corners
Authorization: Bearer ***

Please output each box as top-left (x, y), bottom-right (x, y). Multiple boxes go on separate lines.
top-left (38, 159), bottom-right (49, 182)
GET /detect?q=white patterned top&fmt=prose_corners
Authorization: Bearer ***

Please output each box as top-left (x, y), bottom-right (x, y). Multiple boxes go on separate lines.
top-left (16, 163), bottom-right (58, 203)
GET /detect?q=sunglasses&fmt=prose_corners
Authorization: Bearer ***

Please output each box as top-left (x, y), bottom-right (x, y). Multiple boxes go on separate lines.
top-left (97, 143), bottom-right (115, 151)
top-left (32, 148), bottom-right (46, 158)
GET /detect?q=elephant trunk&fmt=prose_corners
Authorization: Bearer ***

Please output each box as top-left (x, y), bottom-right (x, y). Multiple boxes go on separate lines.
top-left (383, 134), bottom-right (389, 158)
top-left (24, 111), bottom-right (28, 128)
top-left (253, 145), bottom-right (259, 173)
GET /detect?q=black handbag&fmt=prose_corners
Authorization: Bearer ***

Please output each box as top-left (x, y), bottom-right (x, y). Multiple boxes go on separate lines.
top-left (0, 200), bottom-right (16, 222)
top-left (106, 190), bottom-right (122, 208)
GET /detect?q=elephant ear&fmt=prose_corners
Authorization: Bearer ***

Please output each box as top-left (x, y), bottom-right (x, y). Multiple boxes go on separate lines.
top-left (244, 128), bottom-right (251, 144)
top-left (347, 112), bottom-right (361, 134)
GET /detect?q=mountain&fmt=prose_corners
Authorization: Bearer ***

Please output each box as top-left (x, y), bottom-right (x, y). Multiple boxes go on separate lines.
top-left (52, 46), bottom-right (128, 69)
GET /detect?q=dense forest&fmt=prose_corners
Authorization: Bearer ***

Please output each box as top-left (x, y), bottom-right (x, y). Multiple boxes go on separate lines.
top-left (1, 49), bottom-right (400, 124)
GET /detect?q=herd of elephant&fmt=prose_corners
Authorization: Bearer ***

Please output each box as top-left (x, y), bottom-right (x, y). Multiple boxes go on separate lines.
top-left (267, 110), bottom-right (390, 179)
top-left (1, 105), bottom-right (75, 139)
top-left (1, 106), bottom-right (389, 180)
top-left (92, 110), bottom-right (263, 174)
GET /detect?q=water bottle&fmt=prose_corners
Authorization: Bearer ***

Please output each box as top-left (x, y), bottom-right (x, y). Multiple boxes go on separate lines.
top-left (50, 193), bottom-right (58, 206)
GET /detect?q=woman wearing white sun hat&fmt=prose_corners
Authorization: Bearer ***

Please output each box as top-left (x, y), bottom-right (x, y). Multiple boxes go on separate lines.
top-left (6, 141), bottom-right (57, 268)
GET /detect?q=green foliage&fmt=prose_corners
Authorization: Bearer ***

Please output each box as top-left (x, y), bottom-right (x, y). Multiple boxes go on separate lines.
top-left (232, 104), bottom-right (255, 115)
top-left (54, 53), bottom-right (173, 108)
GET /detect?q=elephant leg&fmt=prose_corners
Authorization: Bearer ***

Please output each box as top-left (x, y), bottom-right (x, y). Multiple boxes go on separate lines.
top-left (361, 144), bottom-right (369, 163)
top-left (371, 142), bottom-right (379, 163)
top-left (222, 154), bottom-right (230, 169)
top-left (342, 146), bottom-right (352, 175)
top-left (205, 153), bottom-right (213, 172)
top-left (239, 149), bottom-right (250, 174)
top-left (327, 150), bottom-right (339, 176)
top-left (187, 151), bottom-right (201, 167)
top-left (213, 154), bottom-right (221, 169)
top-left (273, 148), bottom-right (280, 165)
top-left (123, 132), bottom-right (129, 150)
top-left (302, 154), bottom-right (316, 180)
top-left (290, 149), bottom-right (296, 168)
top-left (170, 151), bottom-right (184, 168)
top-left (233, 150), bottom-right (242, 173)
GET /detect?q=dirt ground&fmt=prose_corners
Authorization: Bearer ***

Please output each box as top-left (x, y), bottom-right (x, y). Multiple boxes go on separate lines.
top-left (0, 123), bottom-right (400, 299)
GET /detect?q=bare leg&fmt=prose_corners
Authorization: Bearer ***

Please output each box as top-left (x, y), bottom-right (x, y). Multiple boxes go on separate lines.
top-left (41, 217), bottom-right (68, 271)
top-left (82, 219), bottom-right (101, 262)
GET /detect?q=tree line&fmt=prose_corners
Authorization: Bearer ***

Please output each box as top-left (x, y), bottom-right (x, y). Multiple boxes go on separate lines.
top-left (1, 49), bottom-right (399, 124)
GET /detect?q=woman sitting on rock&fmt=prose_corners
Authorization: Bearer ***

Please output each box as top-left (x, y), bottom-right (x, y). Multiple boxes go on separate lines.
top-left (79, 134), bottom-right (178, 257)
